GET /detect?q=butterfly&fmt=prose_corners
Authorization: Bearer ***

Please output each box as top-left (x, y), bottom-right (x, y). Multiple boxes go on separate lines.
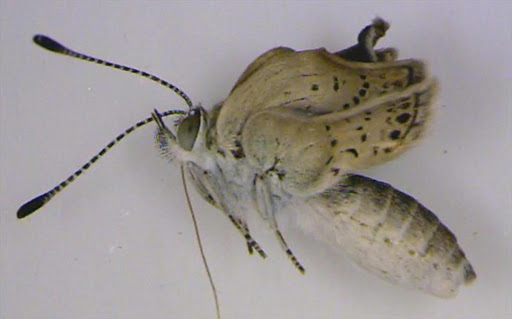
top-left (18, 18), bottom-right (475, 307)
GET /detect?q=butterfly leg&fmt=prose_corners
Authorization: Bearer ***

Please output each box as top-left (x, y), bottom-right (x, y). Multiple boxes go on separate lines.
top-left (336, 17), bottom-right (396, 63)
top-left (229, 214), bottom-right (266, 258)
top-left (254, 175), bottom-right (305, 274)
top-left (185, 162), bottom-right (267, 259)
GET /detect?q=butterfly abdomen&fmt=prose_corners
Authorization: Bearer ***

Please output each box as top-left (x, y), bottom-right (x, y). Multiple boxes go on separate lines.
top-left (303, 174), bottom-right (475, 298)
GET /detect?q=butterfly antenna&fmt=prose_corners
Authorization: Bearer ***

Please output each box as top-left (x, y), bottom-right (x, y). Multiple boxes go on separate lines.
top-left (17, 110), bottom-right (185, 219)
top-left (181, 166), bottom-right (221, 319)
top-left (32, 35), bottom-right (194, 108)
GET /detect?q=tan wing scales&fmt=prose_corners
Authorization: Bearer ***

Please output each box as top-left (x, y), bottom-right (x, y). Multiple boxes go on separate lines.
top-left (320, 78), bottom-right (437, 170)
top-left (240, 73), bottom-right (436, 196)
top-left (216, 48), bottom-right (428, 154)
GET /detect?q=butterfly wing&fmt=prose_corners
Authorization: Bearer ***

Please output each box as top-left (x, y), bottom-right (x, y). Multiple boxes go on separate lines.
top-left (289, 174), bottom-right (475, 298)
top-left (233, 74), bottom-right (435, 195)
top-left (214, 41), bottom-right (437, 194)
top-left (217, 45), bottom-right (431, 148)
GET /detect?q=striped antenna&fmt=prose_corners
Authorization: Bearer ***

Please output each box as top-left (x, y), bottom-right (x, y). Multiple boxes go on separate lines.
top-left (17, 110), bottom-right (185, 219)
top-left (32, 35), bottom-right (194, 108)
top-left (18, 35), bottom-right (195, 219)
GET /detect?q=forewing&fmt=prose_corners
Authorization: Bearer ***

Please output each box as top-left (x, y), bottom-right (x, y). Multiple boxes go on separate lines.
top-left (289, 174), bottom-right (475, 298)
top-left (313, 77), bottom-right (437, 170)
top-left (240, 75), bottom-right (436, 195)
top-left (216, 47), bottom-right (430, 154)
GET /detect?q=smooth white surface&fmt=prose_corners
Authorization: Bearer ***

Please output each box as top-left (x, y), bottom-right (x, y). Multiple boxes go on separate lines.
top-left (1, 2), bottom-right (510, 319)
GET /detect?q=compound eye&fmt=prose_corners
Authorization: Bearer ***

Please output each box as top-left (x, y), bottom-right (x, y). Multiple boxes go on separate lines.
top-left (177, 110), bottom-right (201, 151)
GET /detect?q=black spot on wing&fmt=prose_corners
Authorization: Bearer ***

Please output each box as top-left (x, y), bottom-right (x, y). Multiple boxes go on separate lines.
top-left (345, 148), bottom-right (359, 158)
top-left (396, 113), bottom-right (411, 124)
top-left (389, 130), bottom-right (401, 140)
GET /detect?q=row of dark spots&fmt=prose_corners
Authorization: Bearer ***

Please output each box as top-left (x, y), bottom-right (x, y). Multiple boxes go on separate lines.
top-left (343, 77), bottom-right (369, 109)
top-left (372, 146), bottom-right (393, 155)
top-left (333, 76), bottom-right (348, 92)
top-left (354, 86), bottom-right (369, 104)
top-left (357, 125), bottom-right (366, 143)
top-left (359, 75), bottom-right (370, 106)
top-left (364, 110), bottom-right (372, 121)
top-left (333, 76), bottom-right (339, 91)
top-left (342, 79), bottom-right (370, 110)
top-left (310, 76), bottom-right (353, 92)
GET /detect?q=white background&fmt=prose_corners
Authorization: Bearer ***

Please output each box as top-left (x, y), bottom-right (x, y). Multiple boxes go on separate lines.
top-left (1, 1), bottom-right (510, 319)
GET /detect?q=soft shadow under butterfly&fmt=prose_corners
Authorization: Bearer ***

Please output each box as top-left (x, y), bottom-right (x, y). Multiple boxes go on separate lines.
top-left (18, 18), bottom-right (475, 316)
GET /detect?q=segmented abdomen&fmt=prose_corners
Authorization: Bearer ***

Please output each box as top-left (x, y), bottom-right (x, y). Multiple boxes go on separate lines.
top-left (301, 174), bottom-right (475, 298)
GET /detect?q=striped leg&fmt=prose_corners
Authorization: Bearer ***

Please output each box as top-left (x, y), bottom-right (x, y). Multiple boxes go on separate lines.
top-left (254, 175), bottom-right (305, 274)
top-left (230, 216), bottom-right (267, 259)
top-left (276, 230), bottom-right (305, 274)
top-left (183, 158), bottom-right (267, 260)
